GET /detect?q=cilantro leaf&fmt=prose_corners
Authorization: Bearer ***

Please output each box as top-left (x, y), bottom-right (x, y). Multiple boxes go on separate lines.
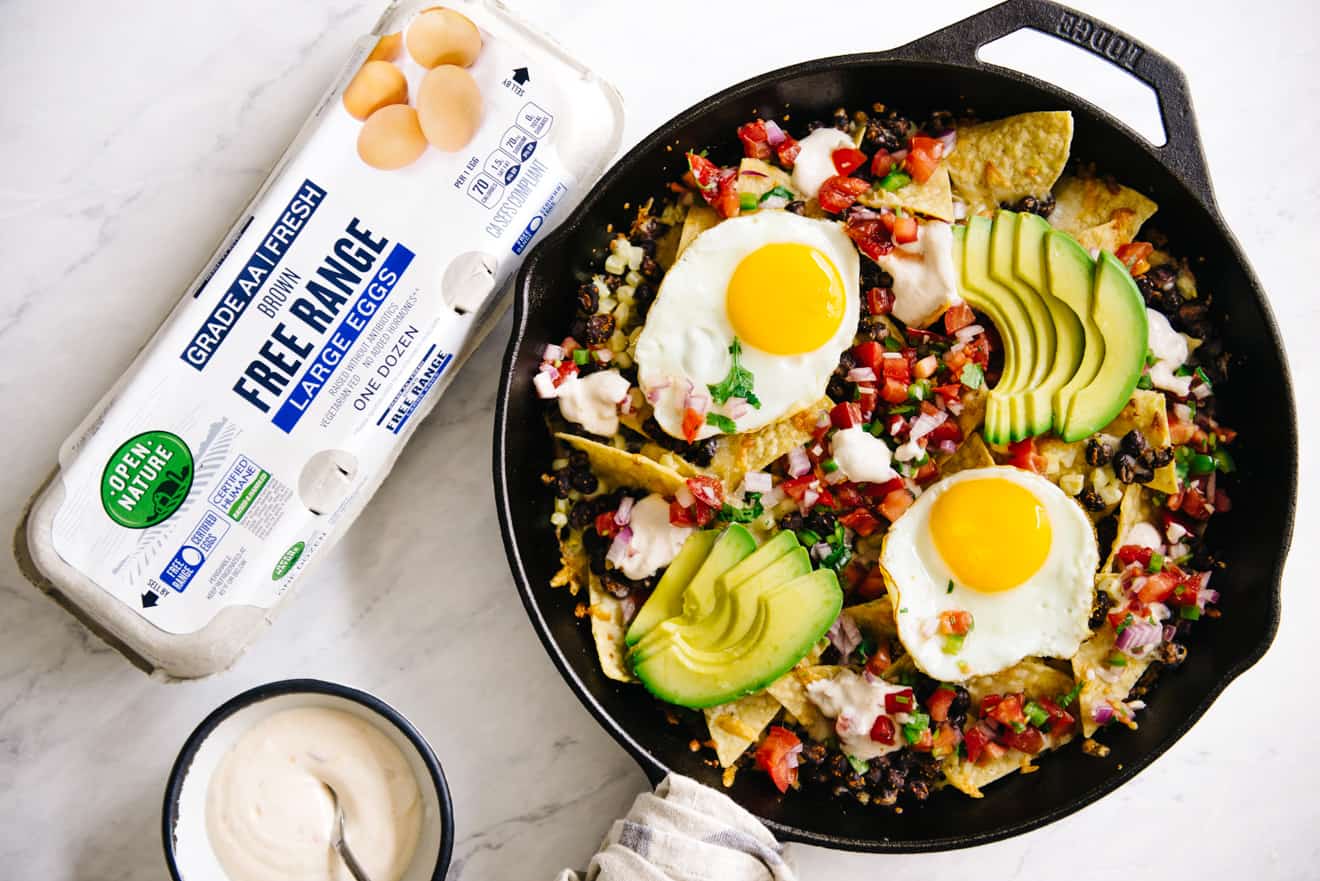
top-left (846, 754), bottom-right (870, 774)
top-left (760, 185), bottom-right (795, 204)
top-left (716, 493), bottom-right (763, 524)
top-left (707, 338), bottom-right (761, 408)
top-left (705, 412), bottom-right (737, 433)
top-left (960, 362), bottom-right (984, 389)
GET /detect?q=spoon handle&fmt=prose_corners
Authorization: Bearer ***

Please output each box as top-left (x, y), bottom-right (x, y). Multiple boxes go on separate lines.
top-left (333, 835), bottom-right (375, 881)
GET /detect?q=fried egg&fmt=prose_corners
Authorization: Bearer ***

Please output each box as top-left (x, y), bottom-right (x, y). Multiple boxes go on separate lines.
top-left (636, 212), bottom-right (859, 440)
top-left (880, 466), bottom-right (1097, 681)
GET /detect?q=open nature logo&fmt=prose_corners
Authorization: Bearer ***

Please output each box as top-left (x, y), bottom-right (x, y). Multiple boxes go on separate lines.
top-left (100, 431), bottom-right (194, 529)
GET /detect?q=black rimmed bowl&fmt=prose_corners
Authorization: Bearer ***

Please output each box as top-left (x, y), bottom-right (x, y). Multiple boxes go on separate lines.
top-left (494, 0), bottom-right (1296, 853)
top-left (162, 679), bottom-right (453, 881)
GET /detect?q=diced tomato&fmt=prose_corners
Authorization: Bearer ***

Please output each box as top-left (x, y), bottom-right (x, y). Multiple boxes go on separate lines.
top-left (842, 558), bottom-right (869, 590)
top-left (1007, 438), bottom-right (1046, 473)
top-left (879, 488), bottom-right (914, 522)
top-left (1115, 545), bottom-right (1155, 567)
top-left (686, 152), bottom-right (741, 218)
top-left (891, 214), bottom-right (918, 244)
top-left (885, 688), bottom-right (916, 715)
top-left (693, 503), bottom-right (716, 527)
top-left (926, 687), bottom-right (958, 723)
top-left (1036, 696), bottom-right (1076, 738)
top-left (869, 715), bottom-right (896, 745)
top-left (754, 726), bottom-right (801, 794)
top-left (685, 151), bottom-right (719, 192)
top-left (943, 303), bottom-right (976, 334)
top-left (1136, 571), bottom-right (1177, 605)
top-left (817, 175), bottom-right (870, 213)
top-left (1000, 725), bottom-right (1045, 755)
top-left (881, 357), bottom-right (913, 383)
top-left (1116, 241), bottom-right (1155, 275)
top-left (983, 740), bottom-right (1007, 761)
top-left (681, 407), bottom-right (703, 442)
top-left (928, 419), bottom-right (963, 446)
top-left (875, 377), bottom-right (905, 405)
top-left (840, 508), bottom-right (881, 537)
top-left (932, 383), bottom-right (962, 406)
top-left (931, 722), bottom-right (961, 759)
top-left (594, 511), bottom-right (619, 537)
top-left (1169, 579), bottom-right (1201, 608)
top-left (830, 401), bottom-right (863, 430)
top-left (555, 361), bottom-right (579, 386)
top-left (780, 474), bottom-right (818, 501)
top-left (864, 476), bottom-right (907, 498)
top-left (1180, 485), bottom-right (1214, 520)
top-left (833, 483), bottom-right (865, 509)
top-left (669, 500), bottom-right (696, 527)
top-left (686, 476), bottom-right (724, 510)
top-left (914, 459), bottom-right (939, 485)
top-left (856, 566), bottom-right (889, 601)
top-left (1107, 608), bottom-right (1134, 630)
top-left (964, 723), bottom-right (992, 764)
top-left (843, 213), bottom-right (895, 260)
top-left (870, 149), bottom-right (893, 178)
top-left (938, 610), bottom-right (973, 636)
top-left (852, 340), bottom-right (885, 375)
top-left (963, 334), bottom-right (992, 368)
top-left (987, 693), bottom-right (1026, 727)
top-left (865, 642), bottom-right (892, 674)
top-left (832, 147), bottom-right (869, 176)
top-left (775, 134), bottom-right (801, 169)
top-left (857, 387), bottom-right (878, 421)
top-left (737, 120), bottom-right (771, 160)
top-left (865, 286), bottom-right (895, 316)
top-left (904, 136), bottom-right (945, 184)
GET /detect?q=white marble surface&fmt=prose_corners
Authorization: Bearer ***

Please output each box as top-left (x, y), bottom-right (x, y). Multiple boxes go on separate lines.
top-left (1, 1), bottom-right (1317, 878)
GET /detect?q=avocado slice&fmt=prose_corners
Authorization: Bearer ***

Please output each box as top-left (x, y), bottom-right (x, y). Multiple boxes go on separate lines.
top-left (996, 211), bottom-right (1085, 436)
top-left (1064, 250), bottom-right (1149, 439)
top-left (664, 524), bottom-right (757, 626)
top-left (625, 530), bottom-right (718, 646)
top-left (957, 217), bottom-right (1034, 444)
top-left (630, 545), bottom-right (812, 663)
top-left (685, 529), bottom-right (795, 620)
top-left (631, 569), bottom-right (843, 708)
top-left (988, 212), bottom-right (1057, 438)
top-left (1043, 230), bottom-right (1107, 440)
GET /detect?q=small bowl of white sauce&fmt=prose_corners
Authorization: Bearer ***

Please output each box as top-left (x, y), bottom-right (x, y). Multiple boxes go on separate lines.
top-left (163, 679), bottom-right (453, 881)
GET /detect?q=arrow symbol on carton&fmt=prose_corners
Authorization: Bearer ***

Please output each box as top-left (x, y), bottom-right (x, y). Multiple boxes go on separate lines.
top-left (511, 67), bottom-right (530, 85)
top-left (141, 591), bottom-right (159, 609)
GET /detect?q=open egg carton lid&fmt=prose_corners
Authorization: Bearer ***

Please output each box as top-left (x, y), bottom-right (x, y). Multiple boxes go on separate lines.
top-left (15, 0), bottom-right (624, 679)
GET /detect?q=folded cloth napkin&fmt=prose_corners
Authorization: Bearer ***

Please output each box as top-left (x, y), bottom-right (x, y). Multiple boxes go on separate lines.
top-left (554, 774), bottom-right (797, 881)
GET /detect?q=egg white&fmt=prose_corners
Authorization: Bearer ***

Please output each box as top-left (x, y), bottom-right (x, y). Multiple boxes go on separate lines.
top-left (635, 212), bottom-right (859, 441)
top-left (880, 466), bottom-right (1098, 681)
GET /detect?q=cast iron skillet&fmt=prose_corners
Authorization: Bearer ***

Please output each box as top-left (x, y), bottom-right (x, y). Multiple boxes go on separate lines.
top-left (494, 0), bottom-right (1296, 851)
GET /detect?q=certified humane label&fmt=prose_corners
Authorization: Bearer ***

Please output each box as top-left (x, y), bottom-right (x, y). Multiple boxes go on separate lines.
top-left (43, 1), bottom-right (611, 635)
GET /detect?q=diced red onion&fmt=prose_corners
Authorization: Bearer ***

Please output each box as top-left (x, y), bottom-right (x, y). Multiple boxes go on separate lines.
top-left (812, 541), bottom-right (832, 561)
top-left (760, 195), bottom-right (789, 210)
top-left (954, 324), bottom-right (984, 344)
top-left (947, 400), bottom-right (964, 416)
top-left (1093, 704), bottom-right (1115, 725)
top-left (533, 372), bottom-right (559, 399)
top-left (542, 343), bottom-right (564, 362)
top-left (937, 439), bottom-right (957, 455)
top-left (594, 348), bottom-right (613, 363)
top-left (614, 496), bottom-right (635, 526)
top-left (908, 409), bottom-right (948, 441)
top-left (764, 119), bottom-right (786, 146)
top-left (847, 367), bottom-right (878, 382)
top-left (1173, 403), bottom-right (1193, 423)
top-left (1115, 620), bottom-right (1161, 654)
top-left (1192, 384), bottom-right (1212, 400)
top-left (953, 200), bottom-right (968, 221)
top-left (936, 130), bottom-right (957, 154)
top-left (726, 397), bottom-right (751, 419)
top-left (606, 527), bottom-right (633, 567)
top-left (675, 485), bottom-right (694, 508)
top-left (743, 471), bottom-right (773, 493)
top-left (760, 486), bottom-right (784, 510)
top-left (740, 169), bottom-right (768, 178)
top-left (881, 351), bottom-right (904, 360)
top-left (1198, 587), bottom-right (1220, 610)
top-left (825, 468), bottom-right (849, 485)
top-left (802, 488), bottom-right (820, 510)
top-left (826, 612), bottom-right (862, 659)
top-left (1162, 624), bottom-right (1178, 643)
top-left (784, 741), bottom-right (803, 769)
top-left (787, 447), bottom-right (812, 478)
top-left (539, 361), bottom-right (559, 375)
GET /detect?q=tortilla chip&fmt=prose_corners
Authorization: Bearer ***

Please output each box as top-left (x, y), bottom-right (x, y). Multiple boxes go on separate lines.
top-left (550, 531), bottom-right (589, 596)
top-left (843, 596), bottom-right (897, 645)
top-left (707, 398), bottom-right (830, 488)
top-left (858, 166), bottom-right (955, 222)
top-left (766, 669), bottom-right (832, 741)
top-left (703, 691), bottom-right (782, 767)
top-left (1072, 623), bottom-right (1150, 737)
top-left (942, 732), bottom-right (1073, 797)
top-left (940, 432), bottom-right (995, 476)
top-left (1035, 435), bottom-right (1085, 481)
top-left (1049, 175), bottom-right (1157, 244)
top-left (880, 653), bottom-right (918, 684)
top-left (955, 388), bottom-right (988, 441)
top-left (1105, 483), bottom-right (1160, 571)
top-left (587, 574), bottom-right (634, 683)
top-left (946, 112), bottom-right (1073, 213)
top-left (556, 433), bottom-right (686, 496)
top-left (1100, 390), bottom-right (1178, 494)
top-left (737, 158), bottom-right (794, 199)
top-left (677, 203), bottom-right (718, 258)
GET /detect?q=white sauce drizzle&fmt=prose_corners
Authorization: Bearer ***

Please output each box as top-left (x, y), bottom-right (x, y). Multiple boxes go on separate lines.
top-left (790, 128), bottom-right (856, 200)
top-left (618, 494), bottom-right (692, 580)
top-left (875, 221), bottom-right (961, 328)
top-left (831, 426), bottom-right (897, 483)
top-left (806, 669), bottom-right (912, 760)
top-left (557, 370), bottom-right (631, 436)
top-left (1146, 308), bottom-right (1192, 396)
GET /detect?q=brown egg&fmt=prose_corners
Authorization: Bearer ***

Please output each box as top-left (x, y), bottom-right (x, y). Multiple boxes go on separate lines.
top-left (342, 60), bottom-right (408, 121)
top-left (366, 31), bottom-right (403, 63)
top-left (406, 7), bottom-right (482, 68)
top-left (357, 105), bottom-right (427, 170)
top-left (416, 65), bottom-right (483, 152)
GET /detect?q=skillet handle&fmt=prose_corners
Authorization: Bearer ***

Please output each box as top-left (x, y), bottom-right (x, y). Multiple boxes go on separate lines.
top-left (886, 0), bottom-right (1215, 205)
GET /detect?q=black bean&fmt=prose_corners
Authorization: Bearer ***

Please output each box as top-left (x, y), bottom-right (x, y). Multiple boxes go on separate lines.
top-left (778, 512), bottom-right (806, 534)
top-left (805, 509), bottom-right (837, 537)
top-left (1085, 437), bottom-right (1113, 467)
top-left (569, 468), bottom-right (598, 494)
top-left (1089, 590), bottom-right (1114, 629)
top-left (576, 282), bottom-right (598, 314)
top-left (785, 200), bottom-right (806, 215)
top-left (583, 313), bottom-right (615, 345)
top-left (631, 216), bottom-right (664, 240)
top-left (863, 117), bottom-right (911, 153)
top-left (1174, 303), bottom-right (1213, 338)
top-left (1079, 488), bottom-right (1108, 512)
top-left (640, 256), bottom-right (661, 278)
top-left (1155, 641), bottom-right (1188, 667)
top-left (602, 272), bottom-right (623, 291)
top-left (568, 317), bottom-right (588, 343)
top-left (1120, 429), bottom-right (1149, 457)
top-left (633, 281), bottom-right (655, 304)
top-left (1007, 194), bottom-right (1055, 217)
top-left (831, 107), bottom-right (850, 130)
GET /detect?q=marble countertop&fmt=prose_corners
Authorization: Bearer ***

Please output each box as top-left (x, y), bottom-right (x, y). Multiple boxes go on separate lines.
top-left (2, 0), bottom-right (1317, 877)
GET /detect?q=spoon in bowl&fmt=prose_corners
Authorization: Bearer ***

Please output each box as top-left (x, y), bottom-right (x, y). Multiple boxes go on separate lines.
top-left (325, 783), bottom-right (374, 881)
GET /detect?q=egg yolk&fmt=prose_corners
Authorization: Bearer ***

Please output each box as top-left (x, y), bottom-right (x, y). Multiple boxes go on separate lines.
top-left (929, 479), bottom-right (1052, 592)
top-left (726, 243), bottom-right (845, 354)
